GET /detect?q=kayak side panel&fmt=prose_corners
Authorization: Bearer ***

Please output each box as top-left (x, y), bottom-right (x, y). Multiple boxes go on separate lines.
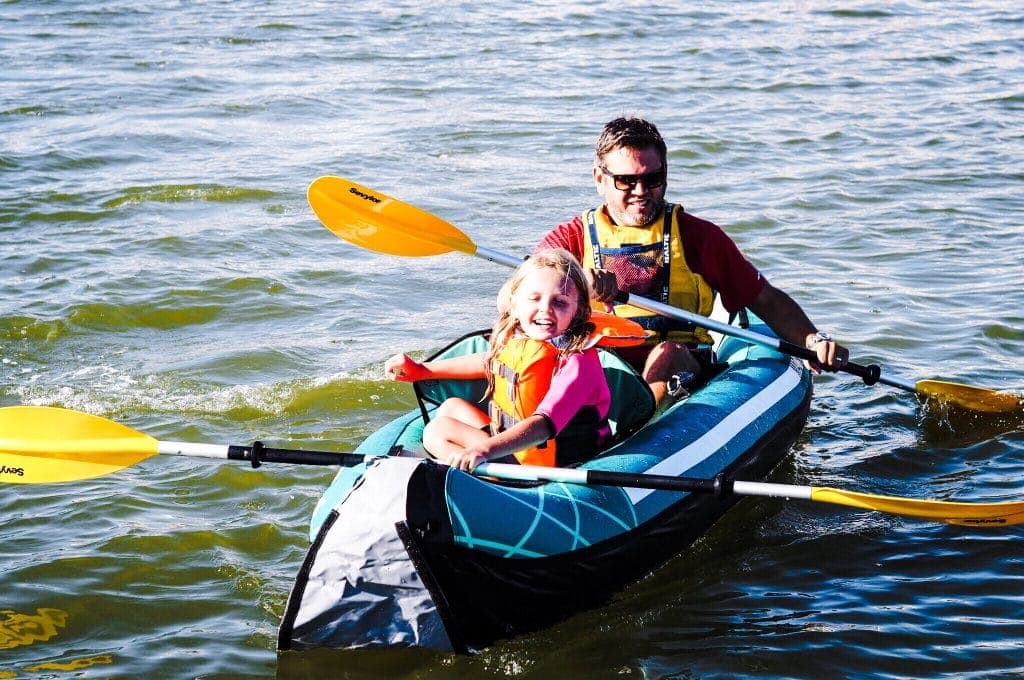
top-left (307, 410), bottom-right (428, 541)
top-left (442, 355), bottom-right (809, 557)
top-left (280, 457), bottom-right (454, 652)
top-left (403, 380), bottom-right (810, 651)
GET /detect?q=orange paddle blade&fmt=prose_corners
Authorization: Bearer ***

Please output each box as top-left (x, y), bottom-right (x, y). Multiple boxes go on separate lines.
top-left (589, 312), bottom-right (651, 348)
top-left (307, 175), bottom-right (476, 257)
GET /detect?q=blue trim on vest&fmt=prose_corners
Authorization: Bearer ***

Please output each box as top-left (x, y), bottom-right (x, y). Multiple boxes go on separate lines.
top-left (585, 204), bottom-right (696, 337)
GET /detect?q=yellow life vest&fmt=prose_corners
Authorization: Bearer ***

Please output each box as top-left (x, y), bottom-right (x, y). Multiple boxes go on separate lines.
top-left (582, 203), bottom-right (715, 345)
top-left (487, 313), bottom-right (644, 467)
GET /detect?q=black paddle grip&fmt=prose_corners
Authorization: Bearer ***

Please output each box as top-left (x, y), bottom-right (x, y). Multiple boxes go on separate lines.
top-left (778, 341), bottom-right (881, 385)
top-left (227, 444), bottom-right (365, 468)
top-left (586, 469), bottom-right (720, 494)
top-left (611, 295), bottom-right (883, 385)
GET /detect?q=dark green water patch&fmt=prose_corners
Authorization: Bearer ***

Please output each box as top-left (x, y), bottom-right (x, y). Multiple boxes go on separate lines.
top-left (101, 184), bottom-right (276, 209)
top-left (67, 301), bottom-right (223, 331)
top-left (919, 401), bottom-right (1024, 447)
top-left (1, 105), bottom-right (48, 116)
top-left (18, 208), bottom-right (118, 225)
top-left (0, 315), bottom-right (69, 343)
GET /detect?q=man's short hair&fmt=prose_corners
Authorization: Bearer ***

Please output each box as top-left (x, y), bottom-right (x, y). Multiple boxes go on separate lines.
top-left (594, 117), bottom-right (668, 168)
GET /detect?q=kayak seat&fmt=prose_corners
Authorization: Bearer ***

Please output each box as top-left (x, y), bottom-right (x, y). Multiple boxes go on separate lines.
top-left (413, 330), bottom-right (655, 445)
top-left (597, 347), bottom-right (656, 441)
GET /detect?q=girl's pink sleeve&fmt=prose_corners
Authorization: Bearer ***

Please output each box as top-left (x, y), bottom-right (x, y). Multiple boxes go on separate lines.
top-left (534, 350), bottom-right (610, 434)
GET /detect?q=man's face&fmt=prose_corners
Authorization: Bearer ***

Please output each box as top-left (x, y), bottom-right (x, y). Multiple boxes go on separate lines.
top-left (593, 145), bottom-right (667, 227)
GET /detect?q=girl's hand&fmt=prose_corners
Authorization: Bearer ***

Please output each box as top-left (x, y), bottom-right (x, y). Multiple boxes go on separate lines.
top-left (444, 448), bottom-right (487, 472)
top-left (384, 353), bottom-right (428, 382)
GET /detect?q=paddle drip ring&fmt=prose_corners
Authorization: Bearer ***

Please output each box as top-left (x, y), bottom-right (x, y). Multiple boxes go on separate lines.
top-left (250, 440), bottom-right (265, 468)
top-left (712, 473), bottom-right (729, 498)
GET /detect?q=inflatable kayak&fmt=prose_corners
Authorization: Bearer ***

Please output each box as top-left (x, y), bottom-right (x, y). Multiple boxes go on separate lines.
top-left (278, 317), bottom-right (812, 653)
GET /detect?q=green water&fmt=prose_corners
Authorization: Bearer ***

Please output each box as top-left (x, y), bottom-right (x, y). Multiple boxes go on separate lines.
top-left (2, 1), bottom-right (1024, 677)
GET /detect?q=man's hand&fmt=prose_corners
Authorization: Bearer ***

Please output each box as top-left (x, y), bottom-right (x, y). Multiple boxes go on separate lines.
top-left (804, 334), bottom-right (850, 374)
top-left (587, 268), bottom-right (619, 304)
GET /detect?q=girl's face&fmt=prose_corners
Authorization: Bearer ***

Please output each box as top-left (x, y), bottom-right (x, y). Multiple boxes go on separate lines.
top-left (511, 266), bottom-right (581, 341)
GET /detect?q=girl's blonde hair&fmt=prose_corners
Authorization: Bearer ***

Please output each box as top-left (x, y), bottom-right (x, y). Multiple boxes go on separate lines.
top-left (490, 247), bottom-right (594, 357)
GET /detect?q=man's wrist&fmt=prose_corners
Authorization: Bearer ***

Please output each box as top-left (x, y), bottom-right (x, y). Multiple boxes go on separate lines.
top-left (805, 330), bottom-right (832, 349)
top-left (667, 370), bottom-right (696, 398)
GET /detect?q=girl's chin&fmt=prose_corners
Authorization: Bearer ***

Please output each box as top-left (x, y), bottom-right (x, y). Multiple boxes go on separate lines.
top-left (523, 327), bottom-right (562, 340)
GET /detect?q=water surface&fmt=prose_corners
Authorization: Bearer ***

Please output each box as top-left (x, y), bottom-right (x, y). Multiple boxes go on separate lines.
top-left (2, 1), bottom-right (1023, 677)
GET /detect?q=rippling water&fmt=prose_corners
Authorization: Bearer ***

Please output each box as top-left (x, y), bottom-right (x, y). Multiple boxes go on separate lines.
top-left (2, 1), bottom-right (1023, 677)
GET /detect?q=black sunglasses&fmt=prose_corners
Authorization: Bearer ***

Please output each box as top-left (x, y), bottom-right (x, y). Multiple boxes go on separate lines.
top-left (600, 166), bottom-right (667, 191)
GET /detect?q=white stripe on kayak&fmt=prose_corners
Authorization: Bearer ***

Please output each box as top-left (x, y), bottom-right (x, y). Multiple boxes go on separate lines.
top-left (625, 362), bottom-right (804, 504)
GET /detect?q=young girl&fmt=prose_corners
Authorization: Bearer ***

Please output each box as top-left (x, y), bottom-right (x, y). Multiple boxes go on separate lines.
top-left (384, 248), bottom-right (613, 472)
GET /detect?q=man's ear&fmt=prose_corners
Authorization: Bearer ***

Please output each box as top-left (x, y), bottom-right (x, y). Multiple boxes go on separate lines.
top-left (592, 165), bottom-right (604, 195)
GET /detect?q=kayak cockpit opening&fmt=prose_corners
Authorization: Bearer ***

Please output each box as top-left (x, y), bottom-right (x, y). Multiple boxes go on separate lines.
top-left (408, 329), bottom-right (656, 467)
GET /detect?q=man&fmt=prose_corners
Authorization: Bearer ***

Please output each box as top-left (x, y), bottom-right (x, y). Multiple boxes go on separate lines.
top-left (537, 116), bottom-right (849, 405)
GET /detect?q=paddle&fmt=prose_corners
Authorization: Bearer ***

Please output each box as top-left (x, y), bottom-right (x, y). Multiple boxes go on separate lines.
top-left (307, 175), bottom-right (1023, 414)
top-left (0, 406), bottom-right (363, 484)
top-left (473, 462), bottom-right (1024, 527)
top-left (3, 407), bottom-right (1022, 526)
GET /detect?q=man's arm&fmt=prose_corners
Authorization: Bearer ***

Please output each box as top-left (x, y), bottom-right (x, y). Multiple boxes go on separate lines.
top-left (535, 217), bottom-right (585, 257)
top-left (747, 283), bottom-right (848, 371)
top-left (746, 282), bottom-right (816, 347)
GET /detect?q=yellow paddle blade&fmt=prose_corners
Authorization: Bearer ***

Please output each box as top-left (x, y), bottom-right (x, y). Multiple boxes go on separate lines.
top-left (811, 486), bottom-right (1024, 527)
top-left (0, 406), bottom-right (158, 484)
top-left (916, 380), bottom-right (1024, 414)
top-left (307, 175), bottom-right (477, 258)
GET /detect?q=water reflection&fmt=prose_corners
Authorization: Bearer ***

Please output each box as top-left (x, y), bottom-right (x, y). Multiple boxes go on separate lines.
top-left (0, 608), bottom-right (68, 650)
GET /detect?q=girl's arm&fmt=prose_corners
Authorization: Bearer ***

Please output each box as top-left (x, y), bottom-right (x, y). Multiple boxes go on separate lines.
top-left (384, 351), bottom-right (488, 382)
top-left (446, 414), bottom-right (554, 471)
